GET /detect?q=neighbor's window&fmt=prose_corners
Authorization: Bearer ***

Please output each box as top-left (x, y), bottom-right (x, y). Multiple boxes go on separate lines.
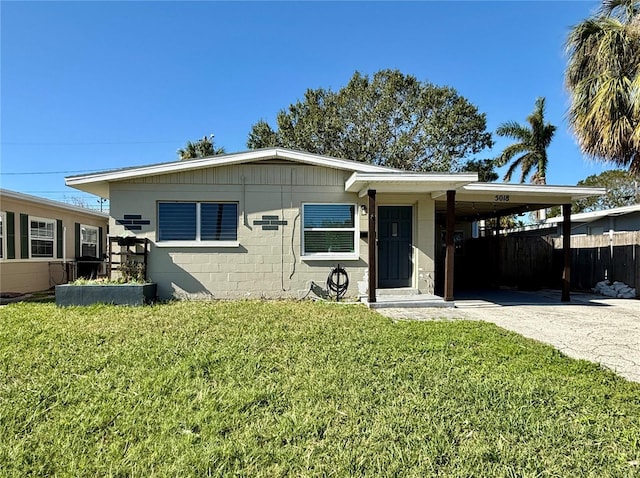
top-left (158, 202), bottom-right (238, 243)
top-left (81, 225), bottom-right (99, 256)
top-left (302, 203), bottom-right (356, 256)
top-left (30, 217), bottom-right (55, 258)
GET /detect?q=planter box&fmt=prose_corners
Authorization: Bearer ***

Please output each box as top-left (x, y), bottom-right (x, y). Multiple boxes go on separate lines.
top-left (56, 283), bottom-right (157, 306)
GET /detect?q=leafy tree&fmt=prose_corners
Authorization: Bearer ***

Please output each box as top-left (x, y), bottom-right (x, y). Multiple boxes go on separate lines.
top-left (462, 158), bottom-right (499, 182)
top-left (495, 97), bottom-right (556, 184)
top-left (178, 135), bottom-right (225, 160)
top-left (566, 0), bottom-right (640, 174)
top-left (549, 169), bottom-right (640, 216)
top-left (247, 69), bottom-right (493, 172)
top-left (247, 120), bottom-right (279, 149)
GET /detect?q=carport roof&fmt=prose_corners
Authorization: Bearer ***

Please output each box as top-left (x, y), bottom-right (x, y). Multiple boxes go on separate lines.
top-left (345, 172), bottom-right (605, 220)
top-left (437, 183), bottom-right (606, 221)
top-left (344, 171), bottom-right (479, 195)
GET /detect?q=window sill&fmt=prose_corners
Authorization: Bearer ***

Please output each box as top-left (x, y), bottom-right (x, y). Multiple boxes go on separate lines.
top-left (155, 241), bottom-right (240, 248)
top-left (301, 254), bottom-right (360, 262)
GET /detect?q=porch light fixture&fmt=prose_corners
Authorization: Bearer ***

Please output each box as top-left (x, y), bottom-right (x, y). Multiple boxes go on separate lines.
top-left (360, 204), bottom-right (368, 215)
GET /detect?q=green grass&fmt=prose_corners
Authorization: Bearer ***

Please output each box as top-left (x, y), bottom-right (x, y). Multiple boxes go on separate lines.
top-left (1, 301), bottom-right (639, 477)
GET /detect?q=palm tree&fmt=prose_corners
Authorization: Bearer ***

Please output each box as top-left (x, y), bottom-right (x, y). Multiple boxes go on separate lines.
top-left (566, 0), bottom-right (640, 174)
top-left (495, 97), bottom-right (556, 185)
top-left (178, 135), bottom-right (226, 160)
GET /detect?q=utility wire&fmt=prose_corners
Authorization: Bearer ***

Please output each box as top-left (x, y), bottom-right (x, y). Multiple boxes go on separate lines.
top-left (2, 140), bottom-right (182, 145)
top-left (19, 190), bottom-right (80, 194)
top-left (1, 169), bottom-right (105, 175)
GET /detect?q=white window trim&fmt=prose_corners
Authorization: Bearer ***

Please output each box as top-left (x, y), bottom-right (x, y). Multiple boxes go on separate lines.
top-left (301, 202), bottom-right (359, 261)
top-left (81, 224), bottom-right (99, 256)
top-left (0, 211), bottom-right (5, 261)
top-left (157, 201), bottom-right (240, 247)
top-left (29, 216), bottom-right (56, 259)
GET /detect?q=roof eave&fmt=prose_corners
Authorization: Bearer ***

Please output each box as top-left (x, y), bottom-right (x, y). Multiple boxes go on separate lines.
top-left (0, 188), bottom-right (109, 218)
top-left (544, 202), bottom-right (640, 224)
top-left (462, 183), bottom-right (606, 201)
top-left (345, 172), bottom-right (478, 195)
top-left (65, 148), bottom-right (395, 196)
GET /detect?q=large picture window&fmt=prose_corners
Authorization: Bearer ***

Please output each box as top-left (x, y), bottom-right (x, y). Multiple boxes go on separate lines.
top-left (81, 225), bottom-right (99, 257)
top-left (302, 203), bottom-right (357, 257)
top-left (30, 217), bottom-right (55, 258)
top-left (158, 202), bottom-right (238, 244)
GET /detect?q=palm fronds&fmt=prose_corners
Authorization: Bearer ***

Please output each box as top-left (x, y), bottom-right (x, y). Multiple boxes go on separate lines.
top-left (566, 1), bottom-right (640, 173)
top-left (495, 97), bottom-right (556, 184)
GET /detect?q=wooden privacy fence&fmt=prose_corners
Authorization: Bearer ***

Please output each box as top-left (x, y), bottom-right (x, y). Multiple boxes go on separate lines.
top-left (462, 236), bottom-right (554, 290)
top-left (551, 232), bottom-right (640, 292)
top-left (463, 231), bottom-right (640, 293)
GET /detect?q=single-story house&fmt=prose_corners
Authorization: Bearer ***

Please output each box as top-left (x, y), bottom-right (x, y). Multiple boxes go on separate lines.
top-left (502, 204), bottom-right (640, 238)
top-left (0, 189), bottom-right (109, 294)
top-left (65, 148), bottom-right (604, 303)
top-left (544, 204), bottom-right (640, 236)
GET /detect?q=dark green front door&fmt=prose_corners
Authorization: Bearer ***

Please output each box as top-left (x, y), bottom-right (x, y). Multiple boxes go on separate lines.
top-left (378, 206), bottom-right (413, 288)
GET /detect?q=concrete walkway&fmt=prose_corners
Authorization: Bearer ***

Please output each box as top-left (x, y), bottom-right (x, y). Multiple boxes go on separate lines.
top-left (377, 289), bottom-right (640, 383)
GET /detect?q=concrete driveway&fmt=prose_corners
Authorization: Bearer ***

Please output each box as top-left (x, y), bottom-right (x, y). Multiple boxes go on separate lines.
top-left (377, 289), bottom-right (640, 383)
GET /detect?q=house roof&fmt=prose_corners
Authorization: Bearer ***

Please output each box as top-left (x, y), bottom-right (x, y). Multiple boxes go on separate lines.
top-left (543, 203), bottom-right (640, 225)
top-left (64, 147), bottom-right (606, 220)
top-left (66, 148), bottom-right (395, 198)
top-left (0, 188), bottom-right (108, 219)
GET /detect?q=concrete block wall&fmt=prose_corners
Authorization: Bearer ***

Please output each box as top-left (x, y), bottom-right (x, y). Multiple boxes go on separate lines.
top-left (108, 163), bottom-right (436, 300)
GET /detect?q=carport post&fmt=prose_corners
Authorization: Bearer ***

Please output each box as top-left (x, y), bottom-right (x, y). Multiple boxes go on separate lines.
top-left (494, 214), bottom-right (501, 286)
top-left (368, 189), bottom-right (377, 304)
top-left (444, 190), bottom-right (456, 301)
top-left (561, 203), bottom-right (571, 302)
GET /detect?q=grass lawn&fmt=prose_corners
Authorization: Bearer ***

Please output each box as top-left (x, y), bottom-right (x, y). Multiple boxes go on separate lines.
top-left (1, 301), bottom-right (639, 477)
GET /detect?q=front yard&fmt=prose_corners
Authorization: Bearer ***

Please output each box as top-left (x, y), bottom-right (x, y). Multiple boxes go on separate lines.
top-left (1, 301), bottom-right (639, 477)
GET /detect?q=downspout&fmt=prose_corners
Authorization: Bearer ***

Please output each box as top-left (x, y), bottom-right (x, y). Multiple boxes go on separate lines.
top-left (242, 175), bottom-right (249, 228)
top-left (281, 184), bottom-right (285, 291)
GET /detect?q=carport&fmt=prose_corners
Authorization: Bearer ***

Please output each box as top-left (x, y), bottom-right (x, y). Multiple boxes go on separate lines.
top-left (433, 183), bottom-right (605, 302)
top-left (346, 171), bottom-right (604, 305)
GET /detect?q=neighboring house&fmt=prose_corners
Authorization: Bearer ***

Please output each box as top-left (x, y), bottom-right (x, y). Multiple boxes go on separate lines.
top-left (66, 148), bottom-right (603, 302)
top-left (504, 204), bottom-right (640, 237)
top-left (544, 204), bottom-right (640, 236)
top-left (0, 189), bottom-right (108, 294)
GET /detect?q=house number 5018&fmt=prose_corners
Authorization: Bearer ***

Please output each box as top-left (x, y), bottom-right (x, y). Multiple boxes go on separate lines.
top-left (494, 195), bottom-right (510, 202)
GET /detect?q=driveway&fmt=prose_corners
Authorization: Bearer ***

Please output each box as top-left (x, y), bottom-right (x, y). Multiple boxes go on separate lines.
top-left (377, 289), bottom-right (640, 383)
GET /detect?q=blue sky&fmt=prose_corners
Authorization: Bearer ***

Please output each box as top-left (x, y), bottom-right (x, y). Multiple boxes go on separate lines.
top-left (1, 1), bottom-right (613, 209)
